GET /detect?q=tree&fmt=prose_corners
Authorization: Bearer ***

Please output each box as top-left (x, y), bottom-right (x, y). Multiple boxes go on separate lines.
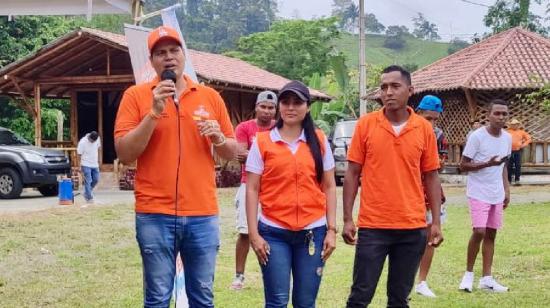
top-left (0, 16), bottom-right (77, 66)
top-left (365, 13), bottom-right (385, 33)
top-left (331, 0), bottom-right (359, 32)
top-left (0, 13), bottom-right (132, 67)
top-left (484, 0), bottom-right (549, 35)
top-left (383, 25), bottom-right (409, 50)
top-left (226, 18), bottom-right (340, 82)
top-left (519, 83), bottom-right (550, 112)
top-left (448, 38), bottom-right (471, 54)
top-left (144, 0), bottom-right (278, 53)
top-left (309, 55), bottom-right (360, 133)
top-left (0, 15), bottom-right (123, 139)
top-left (402, 63), bottom-right (419, 72)
top-left (412, 13), bottom-right (441, 40)
top-left (385, 25), bottom-right (409, 36)
top-left (0, 98), bottom-right (69, 142)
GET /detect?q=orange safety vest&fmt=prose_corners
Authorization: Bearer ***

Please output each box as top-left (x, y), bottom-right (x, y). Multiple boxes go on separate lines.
top-left (257, 129), bottom-right (327, 231)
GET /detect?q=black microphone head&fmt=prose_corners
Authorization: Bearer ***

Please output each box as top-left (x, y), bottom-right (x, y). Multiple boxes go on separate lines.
top-left (161, 70), bottom-right (177, 83)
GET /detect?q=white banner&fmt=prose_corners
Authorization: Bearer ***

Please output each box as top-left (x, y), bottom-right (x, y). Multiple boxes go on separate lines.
top-left (124, 24), bottom-right (157, 84)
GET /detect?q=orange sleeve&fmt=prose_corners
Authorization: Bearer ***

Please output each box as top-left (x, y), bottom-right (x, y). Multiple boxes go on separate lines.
top-left (347, 118), bottom-right (366, 165)
top-left (212, 90), bottom-right (235, 138)
top-left (421, 123), bottom-right (440, 172)
top-left (114, 88), bottom-right (141, 139)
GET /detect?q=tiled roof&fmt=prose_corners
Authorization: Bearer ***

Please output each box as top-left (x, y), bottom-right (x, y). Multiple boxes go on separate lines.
top-left (412, 27), bottom-right (550, 93)
top-left (81, 28), bottom-right (330, 100)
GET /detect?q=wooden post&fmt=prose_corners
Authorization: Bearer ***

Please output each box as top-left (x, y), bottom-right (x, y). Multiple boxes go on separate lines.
top-left (106, 48), bottom-right (111, 76)
top-left (70, 91), bottom-right (78, 145)
top-left (98, 90), bottom-right (104, 167)
top-left (34, 83), bottom-right (41, 146)
top-left (10, 76), bottom-right (37, 117)
top-left (359, 0), bottom-right (367, 115)
top-left (454, 145), bottom-right (460, 164)
top-left (543, 142), bottom-right (548, 164)
top-left (56, 110), bottom-right (64, 142)
top-left (463, 88), bottom-right (478, 122)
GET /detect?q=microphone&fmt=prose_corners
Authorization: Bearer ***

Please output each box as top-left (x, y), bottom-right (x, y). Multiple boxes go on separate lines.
top-left (161, 70), bottom-right (178, 103)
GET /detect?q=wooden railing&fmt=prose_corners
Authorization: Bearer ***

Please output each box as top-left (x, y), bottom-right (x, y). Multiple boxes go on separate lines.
top-left (41, 140), bottom-right (78, 167)
top-left (446, 141), bottom-right (550, 168)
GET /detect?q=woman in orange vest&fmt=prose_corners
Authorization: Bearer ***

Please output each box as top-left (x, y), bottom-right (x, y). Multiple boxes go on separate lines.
top-left (245, 80), bottom-right (337, 307)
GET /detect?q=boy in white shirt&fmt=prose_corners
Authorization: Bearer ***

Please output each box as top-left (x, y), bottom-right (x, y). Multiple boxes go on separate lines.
top-left (458, 99), bottom-right (512, 293)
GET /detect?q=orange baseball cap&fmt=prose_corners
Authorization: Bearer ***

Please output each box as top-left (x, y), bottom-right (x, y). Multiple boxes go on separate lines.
top-left (147, 26), bottom-right (182, 53)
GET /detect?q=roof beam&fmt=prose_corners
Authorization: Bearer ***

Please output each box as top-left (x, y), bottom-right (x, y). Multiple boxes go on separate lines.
top-left (35, 40), bottom-right (102, 77)
top-left (63, 51), bottom-right (107, 76)
top-left (4, 34), bottom-right (83, 77)
top-left (10, 76), bottom-right (36, 117)
top-left (81, 33), bottom-right (128, 52)
top-left (107, 48), bottom-right (111, 76)
top-left (42, 85), bottom-right (64, 97)
top-left (38, 74), bottom-right (134, 85)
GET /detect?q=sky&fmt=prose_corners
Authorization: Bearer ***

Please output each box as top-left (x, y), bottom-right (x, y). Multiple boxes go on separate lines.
top-left (277, 0), bottom-right (548, 42)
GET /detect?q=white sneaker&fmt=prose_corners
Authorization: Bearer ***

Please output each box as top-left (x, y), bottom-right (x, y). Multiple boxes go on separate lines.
top-left (459, 271), bottom-right (474, 292)
top-left (415, 281), bottom-right (436, 297)
top-left (230, 274), bottom-right (245, 290)
top-left (479, 276), bottom-right (508, 292)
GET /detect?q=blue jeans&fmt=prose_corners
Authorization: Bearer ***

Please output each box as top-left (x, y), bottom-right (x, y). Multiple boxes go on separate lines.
top-left (81, 166), bottom-right (99, 201)
top-left (258, 221), bottom-right (326, 308)
top-left (136, 214), bottom-right (219, 308)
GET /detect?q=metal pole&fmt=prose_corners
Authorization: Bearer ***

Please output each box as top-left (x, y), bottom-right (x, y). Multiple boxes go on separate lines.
top-left (134, 3), bottom-right (182, 24)
top-left (132, 0), bottom-right (144, 25)
top-left (359, 0), bottom-right (367, 116)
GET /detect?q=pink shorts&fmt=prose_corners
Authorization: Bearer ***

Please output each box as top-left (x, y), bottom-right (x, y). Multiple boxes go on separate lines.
top-left (468, 197), bottom-right (504, 229)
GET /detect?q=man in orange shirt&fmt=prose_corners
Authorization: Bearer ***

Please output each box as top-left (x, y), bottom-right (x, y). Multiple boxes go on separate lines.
top-left (114, 26), bottom-right (237, 307)
top-left (343, 66), bottom-right (443, 307)
top-left (506, 118), bottom-right (531, 184)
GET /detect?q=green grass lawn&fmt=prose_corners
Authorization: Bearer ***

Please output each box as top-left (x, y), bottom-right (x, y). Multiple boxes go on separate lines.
top-left (334, 33), bottom-right (451, 70)
top-left (1, 188), bottom-right (549, 307)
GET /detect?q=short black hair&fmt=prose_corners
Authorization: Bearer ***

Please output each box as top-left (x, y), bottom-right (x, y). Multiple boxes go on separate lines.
top-left (382, 65), bottom-right (411, 85)
top-left (487, 99), bottom-right (509, 113)
top-left (88, 131), bottom-right (99, 141)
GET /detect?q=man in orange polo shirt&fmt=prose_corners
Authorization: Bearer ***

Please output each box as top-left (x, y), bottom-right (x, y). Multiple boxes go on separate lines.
top-left (114, 26), bottom-right (236, 307)
top-left (343, 65), bottom-right (444, 307)
top-left (506, 118), bottom-right (531, 184)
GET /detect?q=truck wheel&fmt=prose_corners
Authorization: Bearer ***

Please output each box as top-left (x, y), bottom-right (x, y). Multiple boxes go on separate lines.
top-left (0, 167), bottom-right (23, 199)
top-left (38, 184), bottom-right (59, 197)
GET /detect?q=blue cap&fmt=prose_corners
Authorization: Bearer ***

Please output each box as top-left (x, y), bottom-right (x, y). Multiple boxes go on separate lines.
top-left (417, 95), bottom-right (443, 113)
